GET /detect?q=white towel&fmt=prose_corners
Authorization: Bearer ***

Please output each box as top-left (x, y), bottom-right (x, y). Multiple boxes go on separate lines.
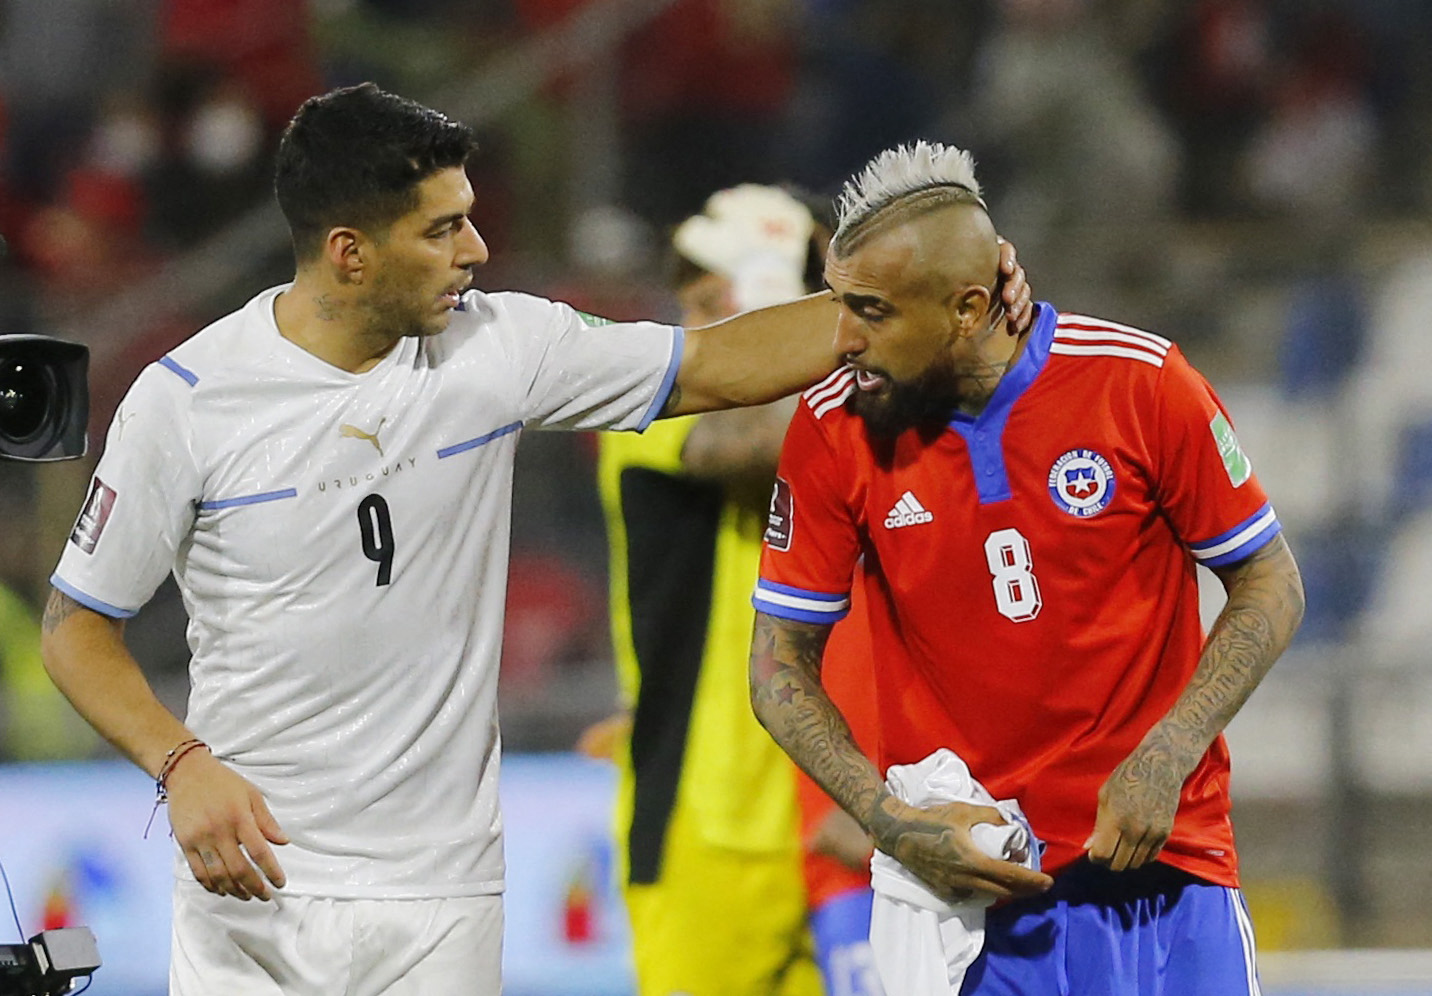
top-left (868, 749), bottom-right (1042, 996)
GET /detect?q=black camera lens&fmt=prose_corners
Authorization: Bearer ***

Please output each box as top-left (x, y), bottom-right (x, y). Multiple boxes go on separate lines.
top-left (0, 334), bottom-right (88, 461)
top-left (0, 356), bottom-right (56, 443)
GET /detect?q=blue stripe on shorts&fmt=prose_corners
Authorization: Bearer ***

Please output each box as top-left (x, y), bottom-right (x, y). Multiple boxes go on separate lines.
top-left (961, 860), bottom-right (1261, 996)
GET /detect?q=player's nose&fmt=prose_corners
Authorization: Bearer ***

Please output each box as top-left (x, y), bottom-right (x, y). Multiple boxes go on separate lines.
top-left (833, 309), bottom-right (866, 357)
top-left (456, 218), bottom-right (488, 267)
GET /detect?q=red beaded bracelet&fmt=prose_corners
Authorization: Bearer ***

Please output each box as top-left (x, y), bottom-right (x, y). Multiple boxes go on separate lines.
top-left (144, 737), bottom-right (209, 838)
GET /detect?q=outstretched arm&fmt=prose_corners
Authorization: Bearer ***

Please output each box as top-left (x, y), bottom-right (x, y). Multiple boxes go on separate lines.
top-left (41, 589), bottom-right (289, 900)
top-left (749, 610), bottom-right (1052, 900)
top-left (666, 293), bottom-right (842, 416)
top-left (667, 239), bottom-right (1033, 417)
top-left (1088, 534), bottom-right (1304, 870)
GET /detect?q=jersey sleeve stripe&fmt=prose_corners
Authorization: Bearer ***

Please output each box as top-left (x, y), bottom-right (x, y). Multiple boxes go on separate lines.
top-left (1049, 343), bottom-right (1165, 368)
top-left (756, 580), bottom-right (849, 602)
top-left (1189, 505), bottom-right (1281, 566)
top-left (812, 391), bottom-right (853, 420)
top-left (49, 573), bottom-right (139, 619)
top-left (158, 355), bottom-right (199, 386)
top-left (806, 371), bottom-right (856, 414)
top-left (198, 487), bottom-right (299, 510)
top-left (1052, 328), bottom-right (1170, 355)
top-left (636, 326), bottom-right (686, 431)
top-left (1189, 502), bottom-right (1275, 552)
top-left (436, 421), bottom-right (522, 459)
top-left (1057, 316), bottom-right (1173, 350)
top-left (803, 367), bottom-right (854, 403)
top-left (752, 582), bottom-right (851, 623)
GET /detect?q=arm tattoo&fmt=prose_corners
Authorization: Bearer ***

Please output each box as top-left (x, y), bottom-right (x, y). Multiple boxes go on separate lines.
top-left (750, 613), bottom-right (898, 847)
top-left (42, 588), bottom-right (84, 634)
top-left (750, 615), bottom-right (939, 858)
top-left (1129, 534), bottom-right (1305, 782)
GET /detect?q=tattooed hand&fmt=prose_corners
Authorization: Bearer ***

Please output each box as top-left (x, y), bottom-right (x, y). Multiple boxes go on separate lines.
top-left (1088, 534), bottom-right (1304, 873)
top-left (1085, 739), bottom-right (1186, 872)
top-left (871, 794), bottom-right (1052, 901)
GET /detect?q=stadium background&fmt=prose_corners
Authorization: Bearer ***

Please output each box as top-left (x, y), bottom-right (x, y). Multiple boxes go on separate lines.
top-left (2, 0), bottom-right (1431, 992)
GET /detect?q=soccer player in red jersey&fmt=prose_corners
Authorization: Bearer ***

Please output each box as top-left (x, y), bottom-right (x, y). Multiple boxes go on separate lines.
top-left (749, 142), bottom-right (1304, 994)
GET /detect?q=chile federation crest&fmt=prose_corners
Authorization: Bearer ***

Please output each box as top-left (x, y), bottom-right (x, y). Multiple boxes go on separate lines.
top-left (1048, 449), bottom-right (1116, 518)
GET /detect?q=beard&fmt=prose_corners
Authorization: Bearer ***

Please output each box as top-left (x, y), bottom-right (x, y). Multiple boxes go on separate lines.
top-left (366, 271), bottom-right (446, 339)
top-left (849, 353), bottom-right (967, 438)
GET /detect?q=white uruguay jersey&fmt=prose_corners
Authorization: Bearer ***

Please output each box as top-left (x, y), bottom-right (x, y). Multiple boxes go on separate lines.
top-left (53, 284), bottom-right (681, 898)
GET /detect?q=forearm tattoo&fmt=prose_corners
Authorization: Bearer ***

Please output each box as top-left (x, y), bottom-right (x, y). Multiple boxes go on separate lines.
top-left (750, 614), bottom-right (893, 839)
top-left (1135, 534), bottom-right (1305, 779)
top-left (41, 588), bottom-right (84, 634)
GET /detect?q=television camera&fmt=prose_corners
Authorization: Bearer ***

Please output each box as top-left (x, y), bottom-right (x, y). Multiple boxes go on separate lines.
top-left (0, 328), bottom-right (98, 992)
top-left (0, 928), bottom-right (100, 995)
top-left (0, 334), bottom-right (89, 463)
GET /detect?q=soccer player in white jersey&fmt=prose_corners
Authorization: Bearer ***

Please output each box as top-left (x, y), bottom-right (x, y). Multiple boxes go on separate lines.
top-left (35, 84), bottom-right (997, 994)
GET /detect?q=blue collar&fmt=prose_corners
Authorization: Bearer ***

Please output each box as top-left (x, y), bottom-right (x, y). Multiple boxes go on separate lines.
top-left (947, 301), bottom-right (1056, 503)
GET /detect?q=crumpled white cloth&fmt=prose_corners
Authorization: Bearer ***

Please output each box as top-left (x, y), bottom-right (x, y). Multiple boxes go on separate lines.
top-left (868, 748), bottom-right (1043, 996)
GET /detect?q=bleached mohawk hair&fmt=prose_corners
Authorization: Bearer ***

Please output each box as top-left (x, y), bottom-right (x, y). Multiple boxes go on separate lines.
top-left (832, 141), bottom-right (986, 256)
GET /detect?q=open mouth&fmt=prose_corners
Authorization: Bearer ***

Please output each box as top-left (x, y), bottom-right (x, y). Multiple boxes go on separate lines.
top-left (852, 366), bottom-right (888, 393)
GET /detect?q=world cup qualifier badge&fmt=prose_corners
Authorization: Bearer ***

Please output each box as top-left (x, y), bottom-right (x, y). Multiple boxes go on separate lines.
top-left (1047, 449), bottom-right (1116, 518)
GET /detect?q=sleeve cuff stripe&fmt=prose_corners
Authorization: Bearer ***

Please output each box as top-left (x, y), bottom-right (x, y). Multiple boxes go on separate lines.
top-left (755, 580), bottom-right (849, 603)
top-left (1190, 506), bottom-right (1278, 561)
top-left (751, 597), bottom-right (849, 625)
top-left (753, 587), bottom-right (850, 616)
top-left (49, 574), bottom-right (138, 619)
top-left (1197, 520), bottom-right (1283, 568)
top-left (637, 326), bottom-right (685, 431)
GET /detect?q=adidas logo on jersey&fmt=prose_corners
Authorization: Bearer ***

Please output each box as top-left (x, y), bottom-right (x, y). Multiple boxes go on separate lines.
top-left (884, 491), bottom-right (933, 529)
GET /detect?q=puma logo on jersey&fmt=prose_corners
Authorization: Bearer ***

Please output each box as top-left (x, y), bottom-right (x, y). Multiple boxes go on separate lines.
top-left (884, 491), bottom-right (933, 529)
top-left (116, 407), bottom-right (136, 440)
top-left (340, 418), bottom-right (386, 456)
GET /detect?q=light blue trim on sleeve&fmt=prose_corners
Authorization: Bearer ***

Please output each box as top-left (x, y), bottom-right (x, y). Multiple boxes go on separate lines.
top-left (158, 355), bottom-right (199, 387)
top-left (49, 574), bottom-right (139, 619)
top-left (751, 594), bottom-right (850, 625)
top-left (1198, 519), bottom-right (1282, 568)
top-left (636, 327), bottom-right (685, 432)
top-left (1189, 503), bottom-right (1273, 553)
top-left (751, 579), bottom-right (851, 625)
top-left (1189, 502), bottom-right (1282, 567)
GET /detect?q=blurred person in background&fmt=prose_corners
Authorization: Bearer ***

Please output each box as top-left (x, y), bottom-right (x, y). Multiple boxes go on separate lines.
top-left (750, 142), bottom-right (1304, 994)
top-left (36, 82), bottom-right (859, 994)
top-left (0, 484), bottom-right (99, 761)
top-left (586, 183), bottom-right (1033, 996)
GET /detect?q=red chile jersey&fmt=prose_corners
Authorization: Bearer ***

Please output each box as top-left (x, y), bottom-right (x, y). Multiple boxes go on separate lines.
top-left (754, 304), bottom-right (1281, 887)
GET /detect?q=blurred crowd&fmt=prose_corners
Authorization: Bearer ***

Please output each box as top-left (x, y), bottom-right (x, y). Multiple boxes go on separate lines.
top-left (2, 0), bottom-right (1431, 762)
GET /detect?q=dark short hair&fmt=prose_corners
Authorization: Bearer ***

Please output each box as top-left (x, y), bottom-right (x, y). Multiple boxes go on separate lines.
top-left (274, 83), bottom-right (477, 261)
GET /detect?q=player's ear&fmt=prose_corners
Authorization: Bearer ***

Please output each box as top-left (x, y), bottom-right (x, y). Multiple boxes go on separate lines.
top-left (950, 285), bottom-right (993, 339)
top-left (324, 227), bottom-right (365, 284)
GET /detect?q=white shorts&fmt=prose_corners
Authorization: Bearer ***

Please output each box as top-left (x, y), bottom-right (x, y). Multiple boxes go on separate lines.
top-left (170, 880), bottom-right (503, 995)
